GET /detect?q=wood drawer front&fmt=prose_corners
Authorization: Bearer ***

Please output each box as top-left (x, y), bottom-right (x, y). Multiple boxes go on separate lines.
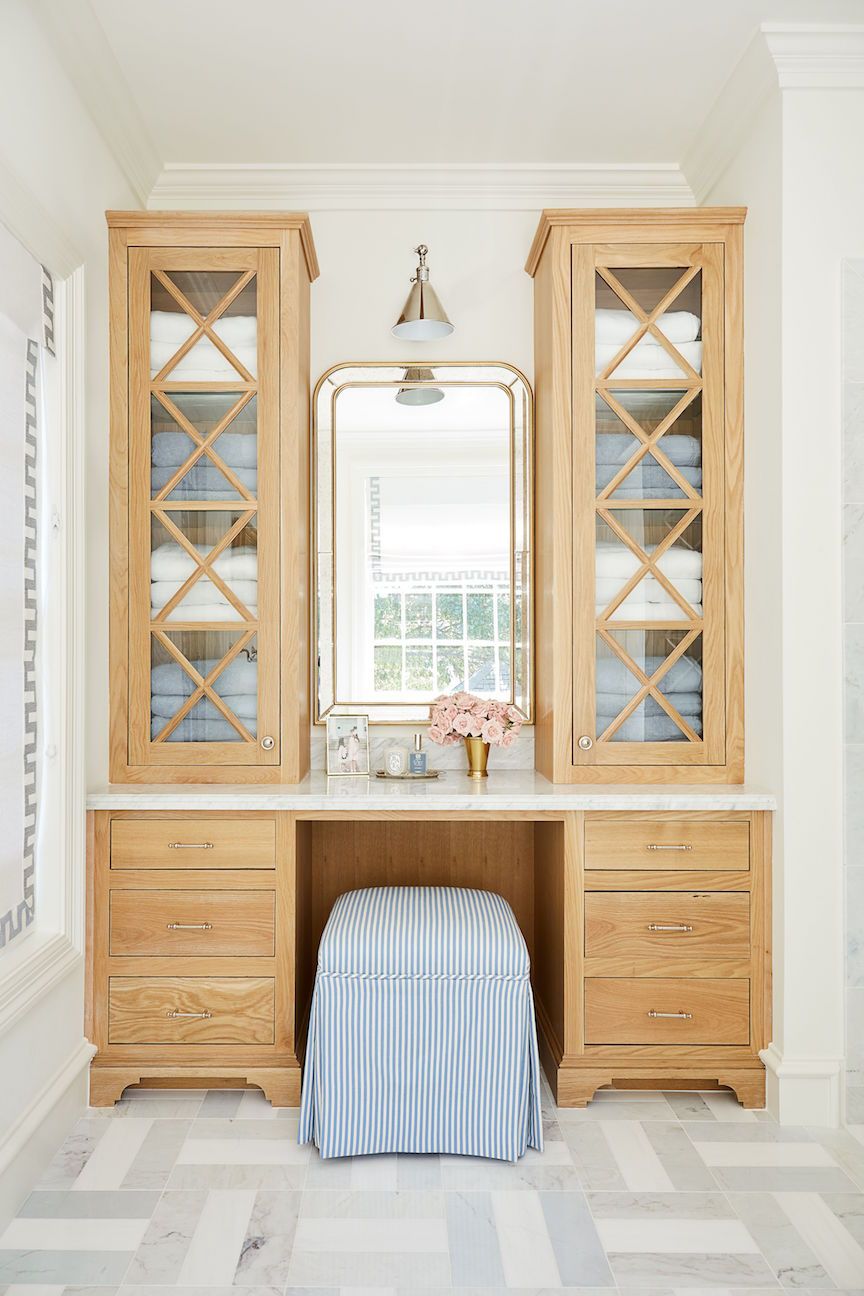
top-left (585, 892), bottom-right (750, 959)
top-left (585, 820), bottom-right (750, 872)
top-left (109, 890), bottom-right (275, 957)
top-left (108, 977), bottom-right (275, 1044)
top-left (585, 978), bottom-right (750, 1045)
top-left (110, 819), bottom-right (276, 870)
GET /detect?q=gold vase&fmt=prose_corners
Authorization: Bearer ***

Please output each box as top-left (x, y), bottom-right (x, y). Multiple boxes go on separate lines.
top-left (463, 736), bottom-right (490, 779)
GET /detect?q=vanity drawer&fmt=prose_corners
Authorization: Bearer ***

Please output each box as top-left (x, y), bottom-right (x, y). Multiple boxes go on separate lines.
top-left (585, 892), bottom-right (750, 959)
top-left (585, 977), bottom-right (750, 1045)
top-left (110, 819), bottom-right (276, 870)
top-left (108, 976), bottom-right (275, 1044)
top-left (109, 890), bottom-right (275, 957)
top-left (584, 820), bottom-right (750, 872)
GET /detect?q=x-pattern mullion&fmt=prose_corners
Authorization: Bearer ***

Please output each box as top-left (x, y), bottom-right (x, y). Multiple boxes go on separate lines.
top-left (151, 508), bottom-right (257, 622)
top-left (150, 627), bottom-right (257, 743)
top-left (596, 263), bottom-right (702, 383)
top-left (596, 387), bottom-right (701, 502)
top-left (596, 505), bottom-right (701, 621)
top-left (151, 389), bottom-right (257, 503)
top-left (595, 626), bottom-right (701, 743)
top-left (151, 267), bottom-right (256, 385)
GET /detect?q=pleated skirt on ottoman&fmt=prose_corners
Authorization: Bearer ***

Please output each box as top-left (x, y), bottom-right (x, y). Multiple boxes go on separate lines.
top-left (298, 886), bottom-right (544, 1160)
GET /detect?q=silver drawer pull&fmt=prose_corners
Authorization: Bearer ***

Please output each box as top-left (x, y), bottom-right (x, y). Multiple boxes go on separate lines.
top-left (166, 922), bottom-right (212, 931)
top-left (648, 1009), bottom-right (692, 1020)
top-left (168, 842), bottom-right (214, 850)
top-left (646, 843), bottom-right (692, 851)
top-left (166, 1009), bottom-right (212, 1019)
top-left (647, 923), bottom-right (693, 932)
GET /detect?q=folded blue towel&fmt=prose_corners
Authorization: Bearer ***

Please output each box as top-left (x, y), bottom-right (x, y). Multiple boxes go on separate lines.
top-left (151, 656), bottom-right (257, 697)
top-left (151, 431), bottom-right (258, 469)
top-left (595, 432), bottom-right (701, 467)
top-left (596, 691), bottom-right (702, 718)
top-left (596, 713), bottom-right (703, 742)
top-left (596, 462), bottom-right (702, 497)
top-left (596, 654), bottom-right (702, 695)
top-left (151, 463), bottom-right (257, 498)
top-left (151, 715), bottom-right (258, 742)
top-left (150, 694), bottom-right (257, 721)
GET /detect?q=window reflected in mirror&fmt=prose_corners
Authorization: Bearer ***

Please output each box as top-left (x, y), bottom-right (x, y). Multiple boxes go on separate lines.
top-left (314, 364), bottom-right (532, 724)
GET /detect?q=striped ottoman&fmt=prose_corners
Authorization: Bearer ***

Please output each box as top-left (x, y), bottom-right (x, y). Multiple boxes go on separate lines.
top-left (298, 886), bottom-right (544, 1160)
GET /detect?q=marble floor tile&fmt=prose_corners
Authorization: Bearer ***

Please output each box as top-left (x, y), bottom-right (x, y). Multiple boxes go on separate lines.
top-left (0, 1220), bottom-right (148, 1252)
top-left (176, 1188), bottom-right (256, 1286)
top-left (559, 1099), bottom-right (678, 1122)
top-left (693, 1143), bottom-right (837, 1167)
top-left (596, 1218), bottom-right (761, 1253)
top-left (17, 1192), bottom-right (158, 1219)
top-left (600, 1121), bottom-right (675, 1192)
top-left (36, 1122), bottom-right (110, 1190)
top-left (662, 1092), bottom-right (718, 1121)
top-left (123, 1189), bottom-right (206, 1285)
top-left (445, 1190), bottom-right (506, 1286)
top-left (810, 1127), bottom-right (864, 1190)
top-left (586, 1190), bottom-right (734, 1220)
top-left (538, 1190), bottom-right (615, 1286)
top-left (0, 1254), bottom-right (133, 1286)
top-left (728, 1190), bottom-right (833, 1287)
top-left (606, 1250), bottom-right (779, 1284)
top-left (166, 1162), bottom-right (308, 1190)
top-left (702, 1093), bottom-right (760, 1123)
top-left (396, 1155), bottom-right (442, 1189)
top-left (562, 1122), bottom-right (628, 1191)
top-left (775, 1192), bottom-right (864, 1288)
top-left (176, 1137), bottom-right (309, 1166)
top-left (198, 1089), bottom-right (245, 1117)
top-left (285, 1249), bottom-right (451, 1287)
top-left (120, 1118), bottom-right (190, 1190)
top-left (709, 1166), bottom-right (860, 1192)
top-left (299, 1190), bottom-right (444, 1219)
top-left (234, 1189), bottom-right (301, 1286)
top-left (641, 1122), bottom-right (720, 1191)
top-left (71, 1120), bottom-right (154, 1192)
top-left (490, 1189), bottom-right (560, 1287)
top-left (294, 1215), bottom-right (448, 1253)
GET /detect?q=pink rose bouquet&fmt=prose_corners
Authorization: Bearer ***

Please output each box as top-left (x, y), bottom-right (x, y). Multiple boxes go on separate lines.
top-left (428, 692), bottom-right (523, 747)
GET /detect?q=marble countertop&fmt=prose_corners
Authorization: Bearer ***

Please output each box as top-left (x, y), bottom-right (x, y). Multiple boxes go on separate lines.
top-left (86, 770), bottom-right (776, 811)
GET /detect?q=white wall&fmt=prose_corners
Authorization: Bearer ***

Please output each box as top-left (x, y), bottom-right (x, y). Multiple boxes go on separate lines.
top-left (0, 0), bottom-right (137, 1222)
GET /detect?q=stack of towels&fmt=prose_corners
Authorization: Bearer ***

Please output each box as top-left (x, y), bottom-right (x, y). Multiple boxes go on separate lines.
top-left (151, 430), bottom-right (258, 501)
top-left (151, 652), bottom-right (258, 742)
top-left (596, 652), bottom-right (703, 742)
top-left (150, 311), bottom-right (257, 381)
top-left (595, 307), bottom-right (701, 378)
top-left (596, 541), bottom-right (702, 619)
top-left (151, 542), bottom-right (258, 621)
top-left (596, 432), bottom-right (702, 499)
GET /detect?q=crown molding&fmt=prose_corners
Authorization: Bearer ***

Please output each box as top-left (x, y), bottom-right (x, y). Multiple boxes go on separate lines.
top-left (762, 22), bottom-right (864, 88)
top-left (682, 23), bottom-right (864, 203)
top-left (148, 163), bottom-right (695, 212)
top-left (29, 0), bottom-right (161, 205)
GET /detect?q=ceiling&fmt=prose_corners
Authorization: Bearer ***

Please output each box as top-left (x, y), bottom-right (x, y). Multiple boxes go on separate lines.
top-left (87, 0), bottom-right (864, 167)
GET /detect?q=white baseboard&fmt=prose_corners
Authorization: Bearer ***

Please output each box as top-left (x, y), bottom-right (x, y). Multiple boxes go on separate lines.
top-left (0, 1036), bottom-right (95, 1228)
top-left (761, 1043), bottom-right (843, 1126)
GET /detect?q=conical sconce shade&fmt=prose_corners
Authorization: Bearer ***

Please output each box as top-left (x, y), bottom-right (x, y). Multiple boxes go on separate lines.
top-left (395, 366), bottom-right (445, 406)
top-left (392, 245), bottom-right (454, 341)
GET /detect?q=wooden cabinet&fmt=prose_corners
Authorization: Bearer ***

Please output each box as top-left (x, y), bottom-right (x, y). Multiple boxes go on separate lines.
top-left (527, 209), bottom-right (744, 782)
top-left (108, 213), bottom-right (318, 783)
top-left (537, 809), bottom-right (771, 1109)
top-left (87, 811), bottom-right (300, 1107)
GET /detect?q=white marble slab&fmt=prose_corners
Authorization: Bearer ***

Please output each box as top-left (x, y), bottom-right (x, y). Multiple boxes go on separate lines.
top-left (86, 770), bottom-right (776, 812)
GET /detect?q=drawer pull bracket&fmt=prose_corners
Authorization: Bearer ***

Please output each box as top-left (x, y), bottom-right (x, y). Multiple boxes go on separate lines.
top-left (166, 1009), bottom-right (212, 1020)
top-left (647, 1009), bottom-right (692, 1020)
top-left (168, 842), bottom-right (214, 850)
top-left (646, 843), bottom-right (692, 852)
top-left (647, 923), bottom-right (693, 933)
top-left (166, 922), bottom-right (213, 931)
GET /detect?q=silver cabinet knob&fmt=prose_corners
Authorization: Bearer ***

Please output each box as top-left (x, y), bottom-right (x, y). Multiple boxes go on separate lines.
top-left (578, 735), bottom-right (593, 751)
top-left (261, 735), bottom-right (275, 751)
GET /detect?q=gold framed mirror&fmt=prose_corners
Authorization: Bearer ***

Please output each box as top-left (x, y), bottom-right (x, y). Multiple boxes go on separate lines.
top-left (313, 362), bottom-right (533, 724)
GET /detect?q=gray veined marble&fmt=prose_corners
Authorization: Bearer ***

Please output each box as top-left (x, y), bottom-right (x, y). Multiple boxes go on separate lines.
top-left (234, 1190), bottom-right (301, 1286)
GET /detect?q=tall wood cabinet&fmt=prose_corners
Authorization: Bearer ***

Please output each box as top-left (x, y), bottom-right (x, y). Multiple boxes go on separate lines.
top-left (527, 209), bottom-right (744, 783)
top-left (108, 212), bottom-right (318, 783)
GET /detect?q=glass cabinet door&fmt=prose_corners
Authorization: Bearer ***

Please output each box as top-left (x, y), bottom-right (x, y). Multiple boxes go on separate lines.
top-left (572, 244), bottom-right (725, 766)
top-left (128, 248), bottom-right (280, 766)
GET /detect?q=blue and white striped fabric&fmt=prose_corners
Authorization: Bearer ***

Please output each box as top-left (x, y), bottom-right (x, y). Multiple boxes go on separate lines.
top-left (298, 886), bottom-right (543, 1161)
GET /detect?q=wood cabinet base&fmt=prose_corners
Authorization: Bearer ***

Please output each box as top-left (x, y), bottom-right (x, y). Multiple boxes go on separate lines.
top-left (548, 1058), bottom-right (765, 1110)
top-left (89, 1063), bottom-right (301, 1108)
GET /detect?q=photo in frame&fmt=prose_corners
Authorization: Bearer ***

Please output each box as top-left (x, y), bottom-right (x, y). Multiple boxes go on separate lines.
top-left (325, 713), bottom-right (371, 777)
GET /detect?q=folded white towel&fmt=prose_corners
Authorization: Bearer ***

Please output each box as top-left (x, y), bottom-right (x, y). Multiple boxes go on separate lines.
top-left (597, 600), bottom-right (703, 621)
top-left (151, 603), bottom-right (257, 622)
top-left (595, 308), bottom-right (700, 346)
top-left (150, 311), bottom-right (257, 348)
top-left (596, 575), bottom-right (702, 605)
top-left (595, 339), bottom-right (702, 377)
top-left (150, 579), bottom-right (258, 609)
top-left (150, 542), bottom-right (258, 582)
top-left (596, 541), bottom-right (703, 580)
top-left (150, 338), bottom-right (257, 380)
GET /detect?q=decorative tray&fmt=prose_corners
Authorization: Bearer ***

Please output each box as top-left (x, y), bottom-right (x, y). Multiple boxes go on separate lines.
top-left (375, 769), bottom-right (441, 781)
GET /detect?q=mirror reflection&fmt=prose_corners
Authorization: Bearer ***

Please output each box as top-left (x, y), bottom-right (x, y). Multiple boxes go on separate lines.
top-left (314, 363), bottom-right (532, 724)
